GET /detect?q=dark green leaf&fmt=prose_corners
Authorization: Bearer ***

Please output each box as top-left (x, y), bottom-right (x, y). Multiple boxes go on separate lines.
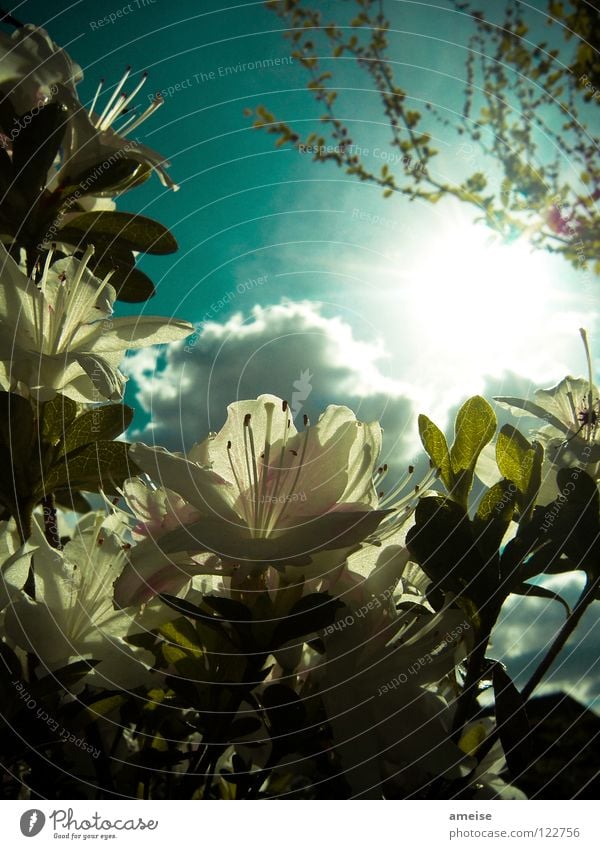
top-left (109, 266), bottom-right (155, 302)
top-left (262, 683), bottom-right (306, 738)
top-left (158, 594), bottom-right (231, 640)
top-left (36, 659), bottom-right (101, 697)
top-left (53, 489), bottom-right (92, 513)
top-left (203, 595), bottom-right (253, 622)
top-left (59, 211), bottom-right (177, 255)
top-left (40, 394), bottom-right (78, 443)
top-left (0, 391), bottom-right (34, 458)
top-left (158, 618), bottom-right (204, 657)
top-left (75, 694), bottom-right (127, 729)
top-left (61, 159), bottom-right (151, 200)
top-left (41, 440), bottom-right (135, 495)
top-left (472, 479), bottom-right (516, 561)
top-left (11, 103), bottom-right (67, 200)
top-left (57, 404), bottom-right (133, 458)
top-left (406, 496), bottom-right (487, 602)
top-left (271, 593), bottom-right (343, 647)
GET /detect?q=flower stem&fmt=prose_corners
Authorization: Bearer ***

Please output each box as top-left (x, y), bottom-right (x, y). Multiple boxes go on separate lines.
top-left (521, 572), bottom-right (600, 702)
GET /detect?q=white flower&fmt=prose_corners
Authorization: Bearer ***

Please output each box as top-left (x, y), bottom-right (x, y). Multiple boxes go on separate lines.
top-left (0, 244), bottom-right (192, 401)
top-left (57, 66), bottom-right (178, 192)
top-left (495, 330), bottom-right (600, 471)
top-left (3, 512), bottom-right (162, 690)
top-left (114, 395), bottom-right (396, 605)
top-left (0, 24), bottom-right (81, 112)
top-left (0, 518), bottom-right (35, 612)
top-left (0, 25), bottom-right (174, 193)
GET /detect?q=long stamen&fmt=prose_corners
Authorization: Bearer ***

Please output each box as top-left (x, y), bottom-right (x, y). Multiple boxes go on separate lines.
top-left (373, 463), bottom-right (389, 487)
top-left (379, 464), bottom-right (415, 508)
top-left (243, 415), bottom-right (260, 536)
top-left (268, 401), bottom-right (292, 519)
top-left (55, 248), bottom-right (117, 352)
top-left (95, 66), bottom-right (130, 128)
top-left (119, 72), bottom-right (148, 114)
top-left (40, 245), bottom-right (55, 297)
top-left (117, 95), bottom-right (163, 134)
top-left (257, 402), bottom-right (275, 532)
top-left (272, 423), bottom-right (311, 532)
top-left (98, 93), bottom-right (127, 132)
top-left (88, 78), bottom-right (104, 117)
top-left (580, 327), bottom-right (595, 439)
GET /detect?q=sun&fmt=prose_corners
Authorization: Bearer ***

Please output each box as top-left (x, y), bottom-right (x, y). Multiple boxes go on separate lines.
top-left (376, 209), bottom-right (590, 420)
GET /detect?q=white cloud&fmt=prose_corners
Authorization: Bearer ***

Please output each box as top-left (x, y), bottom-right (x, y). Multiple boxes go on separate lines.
top-left (123, 300), bottom-right (421, 470)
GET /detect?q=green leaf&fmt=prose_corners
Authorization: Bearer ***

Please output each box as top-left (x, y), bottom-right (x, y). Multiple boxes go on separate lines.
top-left (418, 413), bottom-right (452, 489)
top-left (271, 593), bottom-right (343, 647)
top-left (158, 618), bottom-right (204, 658)
top-left (158, 594), bottom-right (231, 640)
top-left (11, 103), bottom-right (67, 200)
top-left (0, 391), bottom-right (34, 459)
top-left (555, 468), bottom-right (600, 571)
top-left (496, 425), bottom-right (532, 490)
top-left (61, 159), bottom-right (151, 200)
top-left (203, 595), bottom-right (253, 622)
top-left (53, 489), bottom-right (92, 513)
top-left (472, 479), bottom-right (517, 559)
top-left (41, 440), bottom-right (135, 495)
top-left (262, 684), bottom-right (306, 739)
top-left (36, 659), bottom-right (101, 697)
top-left (450, 396), bottom-right (496, 505)
top-left (475, 479), bottom-right (516, 524)
top-left (82, 245), bottom-right (156, 302)
top-left (109, 266), bottom-right (156, 303)
top-left (57, 404), bottom-right (133, 458)
top-left (59, 211), bottom-right (178, 255)
top-left (40, 394), bottom-right (78, 443)
top-left (406, 496), bottom-right (487, 602)
top-left (78, 694), bottom-right (127, 727)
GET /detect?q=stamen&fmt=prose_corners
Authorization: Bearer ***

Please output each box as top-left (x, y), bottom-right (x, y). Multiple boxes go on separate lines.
top-left (580, 327), bottom-right (595, 438)
top-left (95, 66), bottom-right (131, 129)
top-left (243, 415), bottom-right (260, 535)
top-left (268, 404), bottom-right (292, 528)
top-left (118, 95), bottom-right (163, 134)
top-left (88, 78), bottom-right (104, 117)
top-left (119, 71), bottom-right (148, 114)
top-left (379, 464), bottom-right (415, 508)
top-left (274, 426), bottom-right (311, 531)
top-left (258, 402), bottom-right (276, 531)
top-left (99, 93), bottom-right (127, 132)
